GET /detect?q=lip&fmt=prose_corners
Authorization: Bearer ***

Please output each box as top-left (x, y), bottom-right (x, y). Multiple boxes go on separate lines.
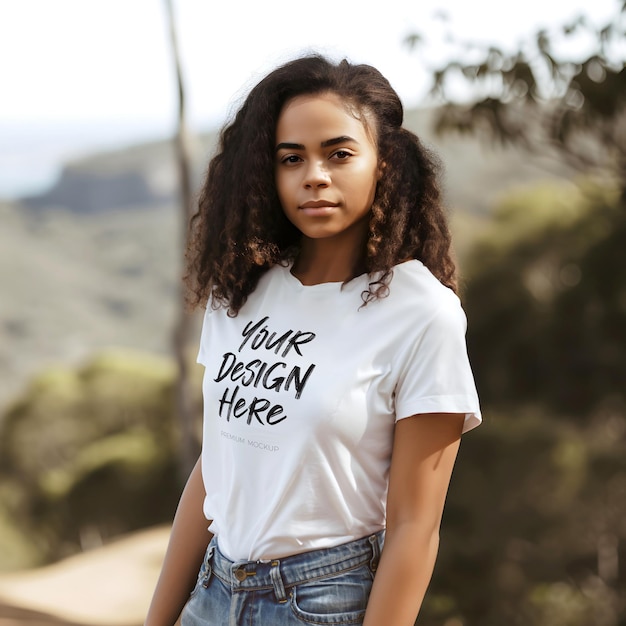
top-left (298, 200), bottom-right (339, 216)
top-left (299, 200), bottom-right (339, 209)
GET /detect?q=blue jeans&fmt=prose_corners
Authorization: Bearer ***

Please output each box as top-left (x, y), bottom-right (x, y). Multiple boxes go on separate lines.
top-left (181, 531), bottom-right (384, 625)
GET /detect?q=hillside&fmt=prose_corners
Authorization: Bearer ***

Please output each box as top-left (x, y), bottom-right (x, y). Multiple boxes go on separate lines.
top-left (0, 107), bottom-right (573, 411)
top-left (19, 108), bottom-right (570, 217)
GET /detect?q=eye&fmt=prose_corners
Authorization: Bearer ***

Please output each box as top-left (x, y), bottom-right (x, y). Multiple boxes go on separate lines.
top-left (331, 150), bottom-right (353, 160)
top-left (280, 154), bottom-right (302, 165)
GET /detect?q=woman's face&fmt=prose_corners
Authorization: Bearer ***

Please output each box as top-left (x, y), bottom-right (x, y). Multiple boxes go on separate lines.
top-left (275, 93), bottom-right (380, 248)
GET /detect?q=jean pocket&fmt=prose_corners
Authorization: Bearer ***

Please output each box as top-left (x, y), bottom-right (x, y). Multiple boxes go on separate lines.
top-left (290, 563), bottom-right (373, 625)
top-left (188, 544), bottom-right (214, 599)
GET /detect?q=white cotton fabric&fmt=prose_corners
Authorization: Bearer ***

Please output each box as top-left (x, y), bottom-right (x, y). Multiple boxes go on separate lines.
top-left (197, 260), bottom-right (481, 561)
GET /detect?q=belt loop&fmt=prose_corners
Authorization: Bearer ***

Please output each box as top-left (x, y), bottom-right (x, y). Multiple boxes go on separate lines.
top-left (368, 533), bottom-right (381, 573)
top-left (201, 545), bottom-right (215, 588)
top-left (269, 560), bottom-right (288, 603)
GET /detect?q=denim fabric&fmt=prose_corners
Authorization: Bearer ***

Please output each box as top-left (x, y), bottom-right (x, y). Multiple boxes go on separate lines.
top-left (181, 531), bottom-right (384, 625)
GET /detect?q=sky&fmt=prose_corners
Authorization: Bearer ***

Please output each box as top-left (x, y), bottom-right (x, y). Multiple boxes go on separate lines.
top-left (0, 0), bottom-right (618, 198)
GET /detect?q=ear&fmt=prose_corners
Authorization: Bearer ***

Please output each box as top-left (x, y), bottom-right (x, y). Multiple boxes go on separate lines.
top-left (376, 160), bottom-right (386, 181)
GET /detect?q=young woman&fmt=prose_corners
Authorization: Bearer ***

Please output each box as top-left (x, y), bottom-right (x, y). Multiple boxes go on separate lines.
top-left (145, 55), bottom-right (481, 626)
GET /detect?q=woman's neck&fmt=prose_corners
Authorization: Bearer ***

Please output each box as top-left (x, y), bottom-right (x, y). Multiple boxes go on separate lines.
top-left (291, 234), bottom-right (367, 286)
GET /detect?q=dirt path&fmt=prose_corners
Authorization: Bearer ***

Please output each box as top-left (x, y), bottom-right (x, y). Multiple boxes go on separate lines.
top-left (0, 526), bottom-right (170, 626)
top-left (0, 603), bottom-right (92, 626)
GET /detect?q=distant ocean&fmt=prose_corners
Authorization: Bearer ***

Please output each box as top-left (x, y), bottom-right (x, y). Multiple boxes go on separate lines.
top-left (0, 119), bottom-right (176, 200)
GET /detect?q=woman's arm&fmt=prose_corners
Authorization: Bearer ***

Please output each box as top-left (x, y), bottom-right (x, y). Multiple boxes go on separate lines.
top-left (144, 456), bottom-right (213, 626)
top-left (363, 412), bottom-right (465, 626)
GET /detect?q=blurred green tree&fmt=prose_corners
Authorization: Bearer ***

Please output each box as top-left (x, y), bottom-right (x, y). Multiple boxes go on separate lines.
top-left (416, 182), bottom-right (626, 625)
top-left (405, 7), bottom-right (626, 621)
top-left (421, 410), bottom-right (626, 626)
top-left (408, 1), bottom-right (626, 197)
top-left (461, 181), bottom-right (626, 417)
top-left (0, 350), bottom-right (198, 568)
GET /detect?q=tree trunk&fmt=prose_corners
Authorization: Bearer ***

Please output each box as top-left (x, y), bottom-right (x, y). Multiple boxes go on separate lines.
top-left (164, 0), bottom-right (199, 481)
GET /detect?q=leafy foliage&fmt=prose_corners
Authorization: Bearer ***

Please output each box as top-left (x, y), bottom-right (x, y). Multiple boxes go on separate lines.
top-left (461, 181), bottom-right (626, 417)
top-left (419, 181), bottom-right (626, 626)
top-left (409, 2), bottom-right (626, 191)
top-left (405, 15), bottom-right (626, 617)
top-left (423, 412), bottom-right (626, 626)
top-left (0, 350), bottom-right (200, 567)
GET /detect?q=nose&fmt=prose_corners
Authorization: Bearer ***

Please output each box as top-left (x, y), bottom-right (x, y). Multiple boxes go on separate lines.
top-left (303, 160), bottom-right (331, 189)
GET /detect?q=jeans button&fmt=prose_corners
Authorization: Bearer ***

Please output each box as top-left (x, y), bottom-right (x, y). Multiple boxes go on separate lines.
top-left (234, 568), bottom-right (247, 582)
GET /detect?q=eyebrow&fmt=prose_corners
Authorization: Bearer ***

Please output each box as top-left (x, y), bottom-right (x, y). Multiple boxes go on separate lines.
top-left (275, 135), bottom-right (359, 152)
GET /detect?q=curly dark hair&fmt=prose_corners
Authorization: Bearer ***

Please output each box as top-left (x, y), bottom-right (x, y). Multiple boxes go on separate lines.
top-left (185, 55), bottom-right (456, 314)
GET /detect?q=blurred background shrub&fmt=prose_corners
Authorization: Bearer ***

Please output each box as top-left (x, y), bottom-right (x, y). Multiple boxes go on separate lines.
top-left (0, 350), bottom-right (200, 569)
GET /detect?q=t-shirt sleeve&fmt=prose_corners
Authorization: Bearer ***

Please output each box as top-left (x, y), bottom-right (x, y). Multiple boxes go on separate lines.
top-left (394, 294), bottom-right (481, 433)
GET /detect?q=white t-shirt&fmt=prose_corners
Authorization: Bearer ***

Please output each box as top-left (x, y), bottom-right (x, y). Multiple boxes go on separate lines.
top-left (197, 260), bottom-right (481, 561)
